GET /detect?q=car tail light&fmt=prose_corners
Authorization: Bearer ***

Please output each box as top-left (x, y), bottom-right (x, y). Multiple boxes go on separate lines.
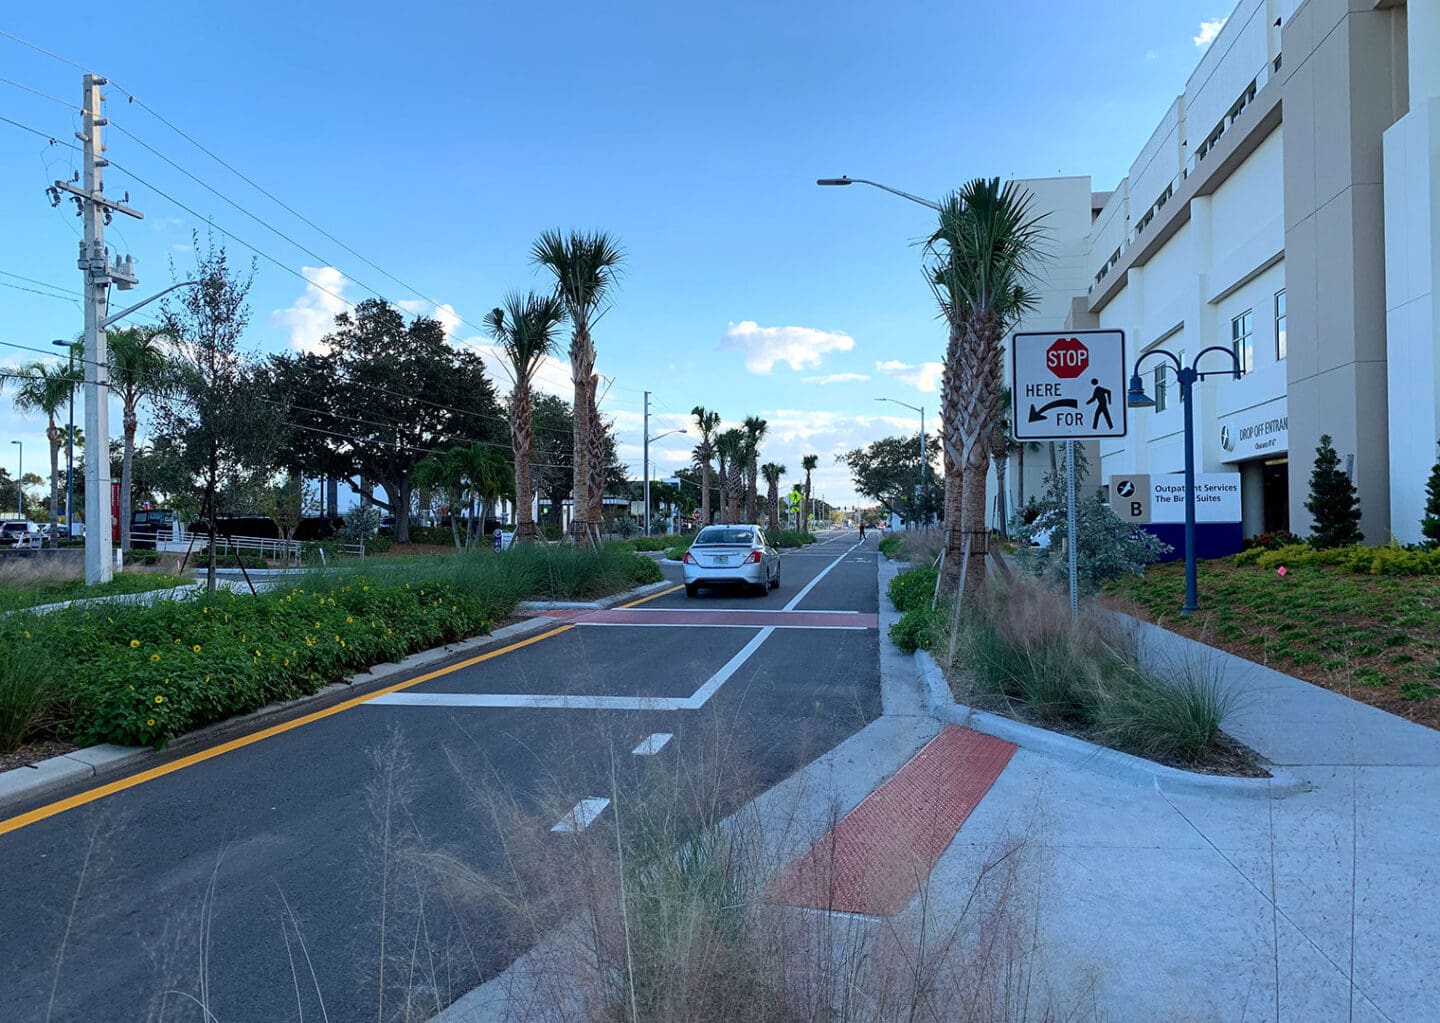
top-left (683, 551), bottom-right (697, 565)
top-left (745, 550), bottom-right (762, 563)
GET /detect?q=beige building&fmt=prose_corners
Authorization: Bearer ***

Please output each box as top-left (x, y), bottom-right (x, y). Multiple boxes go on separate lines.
top-left (1000, 0), bottom-right (1439, 545)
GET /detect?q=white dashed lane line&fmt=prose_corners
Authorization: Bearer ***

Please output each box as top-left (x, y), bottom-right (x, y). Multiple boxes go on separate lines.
top-left (550, 797), bottom-right (610, 833)
top-left (632, 733), bottom-right (673, 756)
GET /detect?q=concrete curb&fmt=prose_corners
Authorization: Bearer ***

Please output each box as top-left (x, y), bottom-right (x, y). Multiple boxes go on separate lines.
top-left (912, 649), bottom-right (1310, 798)
top-left (0, 576), bottom-right (674, 814)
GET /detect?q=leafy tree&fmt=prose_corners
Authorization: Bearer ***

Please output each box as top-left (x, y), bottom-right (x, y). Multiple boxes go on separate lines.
top-left (761, 461), bottom-right (786, 531)
top-left (266, 299), bottom-right (504, 544)
top-left (1305, 434), bottom-right (1364, 548)
top-left (487, 291), bottom-right (567, 542)
top-left (107, 326), bottom-right (174, 550)
top-left (926, 178), bottom-right (1046, 600)
top-left (264, 472), bottom-right (308, 545)
top-left (690, 407), bottom-right (720, 525)
top-left (801, 454), bottom-right (818, 532)
top-left (154, 239), bottom-right (278, 590)
top-left (532, 229), bottom-right (624, 543)
top-left (1014, 444), bottom-right (1169, 595)
top-left (1421, 441), bottom-right (1440, 546)
top-left (841, 434), bottom-right (940, 524)
top-left (4, 359), bottom-right (79, 539)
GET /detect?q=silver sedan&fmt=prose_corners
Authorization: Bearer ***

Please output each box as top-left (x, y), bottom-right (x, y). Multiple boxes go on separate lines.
top-left (682, 524), bottom-right (781, 597)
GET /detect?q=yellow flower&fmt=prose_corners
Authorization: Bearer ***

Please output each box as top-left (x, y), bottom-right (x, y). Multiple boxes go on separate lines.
top-left (346, 616), bottom-right (354, 623)
top-left (283, 658), bottom-right (289, 667)
top-left (127, 684), bottom-right (134, 691)
top-left (129, 639), bottom-right (141, 649)
top-left (334, 635), bottom-right (341, 643)
top-left (154, 695), bottom-right (165, 704)
top-left (202, 607), bottom-right (209, 614)
top-left (204, 675), bottom-right (210, 683)
top-left (305, 636), bottom-right (315, 646)
top-left (149, 653), bottom-right (161, 662)
top-left (146, 718), bottom-right (155, 727)
top-left (192, 644), bottom-right (202, 653)
top-left (24, 630), bottom-right (31, 639)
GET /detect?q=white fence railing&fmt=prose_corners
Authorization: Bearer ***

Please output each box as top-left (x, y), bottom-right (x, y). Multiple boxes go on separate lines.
top-left (144, 529), bottom-right (367, 563)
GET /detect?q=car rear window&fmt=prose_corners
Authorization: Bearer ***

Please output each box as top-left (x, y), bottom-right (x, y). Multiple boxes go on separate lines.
top-left (694, 527), bottom-right (754, 545)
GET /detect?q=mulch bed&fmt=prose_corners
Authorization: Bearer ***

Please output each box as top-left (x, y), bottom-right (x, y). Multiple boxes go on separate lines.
top-left (0, 738), bottom-right (79, 775)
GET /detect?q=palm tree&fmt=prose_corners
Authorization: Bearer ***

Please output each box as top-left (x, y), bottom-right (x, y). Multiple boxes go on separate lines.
top-left (457, 443), bottom-right (514, 548)
top-left (926, 178), bottom-right (1045, 599)
top-left (5, 360), bottom-right (80, 537)
top-left (800, 454), bottom-right (818, 533)
top-left (106, 327), bottom-right (174, 550)
top-left (487, 292), bottom-right (567, 542)
top-left (691, 406), bottom-right (720, 525)
top-left (761, 462), bottom-right (786, 531)
top-left (715, 428), bottom-right (745, 524)
top-left (742, 415), bottom-right (767, 523)
top-left (532, 229), bottom-right (624, 545)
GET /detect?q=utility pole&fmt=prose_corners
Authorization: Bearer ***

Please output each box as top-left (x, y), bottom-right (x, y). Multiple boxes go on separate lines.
top-left (50, 74), bottom-right (143, 584)
top-left (642, 390), bottom-right (651, 537)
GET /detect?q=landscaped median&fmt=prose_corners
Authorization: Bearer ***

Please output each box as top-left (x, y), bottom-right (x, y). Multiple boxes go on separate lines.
top-left (1108, 543), bottom-right (1440, 728)
top-left (0, 543), bottom-right (662, 754)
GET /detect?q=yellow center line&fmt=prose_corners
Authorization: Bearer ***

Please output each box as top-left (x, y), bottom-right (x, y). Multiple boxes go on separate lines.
top-left (0, 581), bottom-right (687, 838)
top-left (1, 625), bottom-right (581, 837)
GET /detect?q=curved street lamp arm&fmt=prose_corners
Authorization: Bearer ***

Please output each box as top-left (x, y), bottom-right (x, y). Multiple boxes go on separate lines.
top-left (100, 280), bottom-right (199, 329)
top-left (1131, 348), bottom-right (1183, 377)
top-left (1193, 345), bottom-right (1243, 379)
top-left (819, 177), bottom-right (942, 211)
top-left (875, 396), bottom-right (924, 414)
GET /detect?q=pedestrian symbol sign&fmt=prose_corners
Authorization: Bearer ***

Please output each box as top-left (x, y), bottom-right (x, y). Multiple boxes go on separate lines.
top-left (1011, 329), bottom-right (1127, 441)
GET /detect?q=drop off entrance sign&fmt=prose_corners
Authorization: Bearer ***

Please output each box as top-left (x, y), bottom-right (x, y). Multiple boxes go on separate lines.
top-left (1011, 329), bottom-right (1128, 441)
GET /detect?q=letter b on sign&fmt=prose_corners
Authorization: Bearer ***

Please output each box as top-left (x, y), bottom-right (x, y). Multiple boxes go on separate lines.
top-left (1046, 337), bottom-right (1089, 379)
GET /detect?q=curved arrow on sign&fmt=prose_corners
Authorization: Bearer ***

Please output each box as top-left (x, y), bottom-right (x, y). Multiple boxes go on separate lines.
top-left (1027, 398), bottom-right (1079, 423)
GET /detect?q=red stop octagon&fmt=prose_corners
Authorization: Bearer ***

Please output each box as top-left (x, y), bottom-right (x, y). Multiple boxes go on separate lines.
top-left (1046, 337), bottom-right (1089, 379)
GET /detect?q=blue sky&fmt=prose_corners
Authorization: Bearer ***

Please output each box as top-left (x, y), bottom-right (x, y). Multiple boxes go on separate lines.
top-left (1, 1), bottom-right (1230, 509)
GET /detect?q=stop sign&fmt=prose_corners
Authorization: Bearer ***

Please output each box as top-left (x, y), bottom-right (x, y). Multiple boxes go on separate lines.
top-left (1046, 337), bottom-right (1089, 378)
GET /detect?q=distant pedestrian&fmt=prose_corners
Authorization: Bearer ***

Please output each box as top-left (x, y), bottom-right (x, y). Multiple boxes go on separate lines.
top-left (858, 521), bottom-right (867, 541)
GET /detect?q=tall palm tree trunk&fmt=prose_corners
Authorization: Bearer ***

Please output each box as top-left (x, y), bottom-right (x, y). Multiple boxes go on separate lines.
top-left (954, 319), bottom-right (1005, 601)
top-left (940, 324), bottom-right (969, 592)
top-left (767, 479), bottom-right (780, 531)
top-left (700, 462), bottom-right (712, 525)
top-left (511, 386), bottom-right (538, 541)
top-left (46, 420), bottom-right (62, 534)
top-left (585, 386), bottom-right (607, 536)
top-left (570, 342), bottom-right (595, 543)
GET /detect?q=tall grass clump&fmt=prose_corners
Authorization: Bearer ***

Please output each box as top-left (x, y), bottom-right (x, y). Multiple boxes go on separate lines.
top-left (949, 578), bottom-right (1238, 767)
top-left (0, 626), bottom-right (62, 752)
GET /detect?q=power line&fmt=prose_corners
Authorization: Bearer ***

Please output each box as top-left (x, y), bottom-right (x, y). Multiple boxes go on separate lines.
top-left (0, 268), bottom-right (77, 292)
top-left (0, 279), bottom-right (79, 305)
top-left (0, 75), bottom-right (76, 110)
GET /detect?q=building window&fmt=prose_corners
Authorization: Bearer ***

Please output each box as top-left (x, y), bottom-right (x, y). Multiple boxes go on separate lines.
top-left (1231, 311), bottom-right (1253, 375)
top-left (1154, 363), bottom-right (1168, 412)
top-left (1275, 290), bottom-right (1287, 360)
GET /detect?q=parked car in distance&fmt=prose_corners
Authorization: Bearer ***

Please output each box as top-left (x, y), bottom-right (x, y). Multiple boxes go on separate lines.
top-left (681, 523), bottom-right (780, 597)
top-left (0, 519), bottom-right (42, 549)
top-left (129, 509), bottom-right (177, 549)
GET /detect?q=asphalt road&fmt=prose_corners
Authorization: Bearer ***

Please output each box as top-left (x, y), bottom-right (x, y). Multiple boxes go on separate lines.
top-left (0, 531), bottom-right (881, 1022)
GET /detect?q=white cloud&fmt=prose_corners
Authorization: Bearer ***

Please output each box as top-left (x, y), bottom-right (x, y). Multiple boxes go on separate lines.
top-left (270, 265), bottom-right (352, 354)
top-left (801, 372), bottom-right (870, 385)
top-left (1193, 17), bottom-right (1226, 47)
top-left (398, 299), bottom-right (462, 338)
top-left (1144, 49), bottom-right (1160, 63)
top-left (458, 338), bottom-right (575, 399)
top-left (875, 359), bottom-right (944, 393)
top-left (720, 320), bottom-right (855, 374)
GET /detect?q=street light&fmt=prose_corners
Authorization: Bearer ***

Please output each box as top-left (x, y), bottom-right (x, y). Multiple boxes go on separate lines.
top-left (51, 339), bottom-right (75, 540)
top-left (875, 397), bottom-right (930, 526)
top-left (644, 427), bottom-right (687, 537)
top-left (1127, 345), bottom-right (1241, 614)
top-left (9, 440), bottom-right (20, 518)
top-left (816, 176), bottom-right (942, 211)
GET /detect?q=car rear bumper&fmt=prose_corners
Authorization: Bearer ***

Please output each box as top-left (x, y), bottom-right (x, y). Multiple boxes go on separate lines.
top-left (683, 563), bottom-right (767, 587)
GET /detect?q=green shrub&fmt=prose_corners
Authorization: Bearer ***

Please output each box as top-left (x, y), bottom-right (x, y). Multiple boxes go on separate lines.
top-left (1248, 543), bottom-right (1440, 576)
top-left (631, 535), bottom-right (688, 552)
top-left (210, 553), bottom-right (268, 570)
top-left (887, 566), bottom-right (938, 613)
top-left (889, 603), bottom-right (946, 653)
top-left (665, 545), bottom-right (689, 562)
top-left (405, 526), bottom-right (455, 546)
top-left (1243, 530), bottom-right (1304, 551)
top-left (877, 535), bottom-right (904, 560)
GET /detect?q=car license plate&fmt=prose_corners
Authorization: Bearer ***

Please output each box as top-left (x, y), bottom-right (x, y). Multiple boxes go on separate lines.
top-left (713, 556), bottom-right (731, 565)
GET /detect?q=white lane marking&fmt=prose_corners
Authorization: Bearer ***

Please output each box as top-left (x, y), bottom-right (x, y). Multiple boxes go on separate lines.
top-left (632, 733), bottom-right (673, 756)
top-left (683, 626), bottom-right (774, 708)
top-left (616, 607), bottom-right (859, 614)
top-left (369, 628), bottom-right (780, 711)
top-left (782, 542), bottom-right (861, 611)
top-left (551, 797), bottom-right (610, 833)
top-left (372, 692), bottom-right (690, 710)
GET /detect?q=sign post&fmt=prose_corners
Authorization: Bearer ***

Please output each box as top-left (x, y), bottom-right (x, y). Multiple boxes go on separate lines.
top-left (1012, 330), bottom-right (1128, 618)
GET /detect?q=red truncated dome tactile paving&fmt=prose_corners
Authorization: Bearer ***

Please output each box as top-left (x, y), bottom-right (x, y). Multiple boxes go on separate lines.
top-left (770, 726), bottom-right (1016, 917)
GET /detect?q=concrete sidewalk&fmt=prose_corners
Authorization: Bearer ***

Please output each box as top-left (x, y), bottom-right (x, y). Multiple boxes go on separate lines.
top-left (887, 558), bottom-right (1440, 1022)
